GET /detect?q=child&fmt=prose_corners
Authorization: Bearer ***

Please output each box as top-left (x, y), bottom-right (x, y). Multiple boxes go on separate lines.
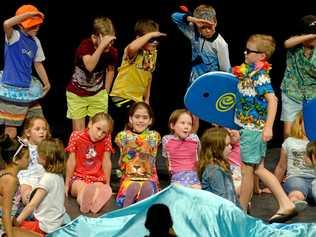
top-left (110, 19), bottom-right (166, 133)
top-left (227, 128), bottom-right (242, 195)
top-left (0, 134), bottom-right (40, 237)
top-left (280, 15), bottom-right (316, 139)
top-left (232, 34), bottom-right (296, 223)
top-left (66, 17), bottom-right (118, 131)
top-left (162, 109), bottom-right (201, 189)
top-left (0, 4), bottom-right (51, 139)
top-left (198, 127), bottom-right (239, 206)
top-left (115, 102), bottom-right (161, 207)
top-left (65, 112), bottom-right (113, 214)
top-left (17, 116), bottom-right (50, 205)
top-left (15, 138), bottom-right (67, 236)
top-left (274, 112), bottom-right (316, 211)
top-left (171, 4), bottom-right (231, 86)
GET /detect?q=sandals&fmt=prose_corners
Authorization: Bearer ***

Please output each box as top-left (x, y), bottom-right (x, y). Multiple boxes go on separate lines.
top-left (268, 210), bottom-right (298, 223)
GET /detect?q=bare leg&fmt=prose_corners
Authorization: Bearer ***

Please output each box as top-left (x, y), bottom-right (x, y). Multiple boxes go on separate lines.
top-left (72, 118), bottom-right (85, 131)
top-left (239, 164), bottom-right (255, 211)
top-left (255, 165), bottom-right (295, 214)
top-left (138, 181), bottom-right (154, 201)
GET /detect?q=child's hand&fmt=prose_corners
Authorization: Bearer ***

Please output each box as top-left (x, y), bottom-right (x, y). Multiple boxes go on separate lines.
top-left (28, 11), bottom-right (45, 19)
top-left (64, 183), bottom-right (70, 197)
top-left (148, 31), bottom-right (167, 39)
top-left (188, 16), bottom-right (214, 27)
top-left (99, 35), bottom-right (116, 50)
top-left (262, 126), bottom-right (273, 142)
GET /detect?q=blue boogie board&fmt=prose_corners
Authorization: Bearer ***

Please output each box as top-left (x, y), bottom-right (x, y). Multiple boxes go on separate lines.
top-left (303, 98), bottom-right (316, 141)
top-left (184, 71), bottom-right (240, 129)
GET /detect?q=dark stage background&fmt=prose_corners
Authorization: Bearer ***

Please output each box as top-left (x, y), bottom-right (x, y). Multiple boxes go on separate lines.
top-left (1, 0), bottom-right (315, 147)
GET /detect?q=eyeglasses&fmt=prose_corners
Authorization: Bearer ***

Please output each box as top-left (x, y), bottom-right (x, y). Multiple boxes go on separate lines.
top-left (245, 48), bottom-right (262, 55)
top-left (13, 136), bottom-right (28, 162)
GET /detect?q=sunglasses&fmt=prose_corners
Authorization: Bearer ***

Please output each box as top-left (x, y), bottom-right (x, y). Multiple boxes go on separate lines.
top-left (245, 48), bottom-right (262, 54)
top-left (13, 136), bottom-right (28, 162)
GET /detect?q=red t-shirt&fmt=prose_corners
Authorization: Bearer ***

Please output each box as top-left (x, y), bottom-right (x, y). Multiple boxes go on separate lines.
top-left (65, 129), bottom-right (113, 182)
top-left (67, 38), bottom-right (118, 96)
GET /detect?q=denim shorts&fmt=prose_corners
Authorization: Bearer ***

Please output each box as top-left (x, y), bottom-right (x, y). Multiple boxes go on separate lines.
top-left (280, 93), bottom-right (302, 122)
top-left (284, 176), bottom-right (316, 202)
top-left (240, 129), bottom-right (266, 165)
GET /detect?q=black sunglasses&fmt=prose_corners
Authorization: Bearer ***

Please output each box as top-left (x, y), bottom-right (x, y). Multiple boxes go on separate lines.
top-left (245, 48), bottom-right (262, 54)
top-left (13, 136), bottom-right (28, 161)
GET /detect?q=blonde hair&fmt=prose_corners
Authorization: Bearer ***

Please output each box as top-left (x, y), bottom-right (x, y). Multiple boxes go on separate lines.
top-left (90, 112), bottom-right (114, 134)
top-left (198, 127), bottom-right (230, 179)
top-left (168, 109), bottom-right (193, 133)
top-left (290, 112), bottom-right (305, 139)
top-left (193, 4), bottom-right (216, 21)
top-left (37, 138), bottom-right (66, 174)
top-left (22, 116), bottom-right (51, 139)
top-left (134, 19), bottom-right (159, 36)
top-left (93, 17), bottom-right (115, 36)
top-left (247, 34), bottom-right (276, 59)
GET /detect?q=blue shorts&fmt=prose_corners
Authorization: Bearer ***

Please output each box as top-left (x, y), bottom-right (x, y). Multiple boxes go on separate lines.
top-left (171, 170), bottom-right (200, 187)
top-left (240, 129), bottom-right (266, 165)
top-left (280, 93), bottom-right (302, 122)
top-left (284, 176), bottom-right (316, 202)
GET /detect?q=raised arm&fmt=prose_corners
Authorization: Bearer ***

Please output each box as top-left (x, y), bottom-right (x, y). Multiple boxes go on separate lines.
top-left (3, 11), bottom-right (44, 39)
top-left (126, 31), bottom-right (166, 59)
top-left (284, 34), bottom-right (316, 48)
top-left (83, 35), bottom-right (116, 72)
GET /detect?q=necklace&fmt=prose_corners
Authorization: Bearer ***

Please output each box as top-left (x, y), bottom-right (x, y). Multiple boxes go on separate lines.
top-left (232, 60), bottom-right (271, 80)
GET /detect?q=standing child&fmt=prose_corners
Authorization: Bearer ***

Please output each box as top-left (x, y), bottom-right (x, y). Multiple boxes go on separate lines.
top-left (110, 19), bottom-right (166, 133)
top-left (66, 17), bottom-right (118, 131)
top-left (0, 135), bottom-right (40, 237)
top-left (280, 15), bottom-right (316, 139)
top-left (198, 127), bottom-right (239, 206)
top-left (162, 109), bottom-right (201, 189)
top-left (15, 138), bottom-right (67, 236)
top-left (232, 34), bottom-right (296, 223)
top-left (171, 4), bottom-right (231, 86)
top-left (0, 4), bottom-right (50, 139)
top-left (17, 116), bottom-right (50, 205)
top-left (115, 102), bottom-right (161, 207)
top-left (65, 112), bottom-right (113, 214)
top-left (273, 112), bottom-right (316, 211)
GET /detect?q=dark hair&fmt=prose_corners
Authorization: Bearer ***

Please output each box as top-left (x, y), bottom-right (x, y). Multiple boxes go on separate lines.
top-left (300, 15), bottom-right (316, 34)
top-left (126, 102), bottom-right (154, 130)
top-left (145, 204), bottom-right (173, 234)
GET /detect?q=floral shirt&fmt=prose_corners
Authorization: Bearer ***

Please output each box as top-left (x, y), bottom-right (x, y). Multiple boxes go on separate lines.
top-left (281, 46), bottom-right (316, 102)
top-left (115, 129), bottom-right (160, 182)
top-left (232, 61), bottom-right (274, 131)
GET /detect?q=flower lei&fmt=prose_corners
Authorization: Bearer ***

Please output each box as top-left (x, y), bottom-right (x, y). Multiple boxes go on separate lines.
top-left (232, 60), bottom-right (272, 80)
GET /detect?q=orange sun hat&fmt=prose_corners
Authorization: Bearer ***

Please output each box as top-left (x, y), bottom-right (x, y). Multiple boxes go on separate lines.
top-left (15, 5), bottom-right (43, 29)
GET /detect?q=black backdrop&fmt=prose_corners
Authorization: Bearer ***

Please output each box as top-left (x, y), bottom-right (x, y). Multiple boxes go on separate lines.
top-left (1, 0), bottom-right (316, 147)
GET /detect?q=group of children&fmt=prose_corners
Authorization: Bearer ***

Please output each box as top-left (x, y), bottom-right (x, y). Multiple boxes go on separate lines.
top-left (0, 3), bottom-right (316, 236)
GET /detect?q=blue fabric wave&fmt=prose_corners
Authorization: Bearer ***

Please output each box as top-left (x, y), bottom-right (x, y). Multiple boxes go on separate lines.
top-left (48, 184), bottom-right (316, 237)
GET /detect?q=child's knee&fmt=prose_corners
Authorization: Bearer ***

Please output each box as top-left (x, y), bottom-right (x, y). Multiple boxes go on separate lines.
top-left (288, 191), bottom-right (305, 201)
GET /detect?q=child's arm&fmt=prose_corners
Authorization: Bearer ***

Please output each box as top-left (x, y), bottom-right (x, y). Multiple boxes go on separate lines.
top-left (65, 152), bottom-right (76, 197)
top-left (126, 31), bottom-right (166, 59)
top-left (284, 34), bottom-right (316, 48)
top-left (83, 35), bottom-right (116, 72)
top-left (34, 62), bottom-right (51, 95)
top-left (262, 93), bottom-right (278, 142)
top-left (1, 177), bottom-right (17, 237)
top-left (274, 147), bottom-right (288, 182)
top-left (3, 11), bottom-right (44, 40)
top-left (15, 188), bottom-right (47, 225)
top-left (143, 75), bottom-right (152, 104)
top-left (105, 65), bottom-right (115, 93)
top-left (102, 152), bottom-right (112, 185)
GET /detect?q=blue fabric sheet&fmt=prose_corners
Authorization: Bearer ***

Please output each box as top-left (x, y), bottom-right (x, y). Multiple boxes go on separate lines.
top-left (48, 184), bottom-right (316, 237)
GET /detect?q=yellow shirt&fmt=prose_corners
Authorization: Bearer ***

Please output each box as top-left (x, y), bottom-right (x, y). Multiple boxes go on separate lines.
top-left (110, 48), bottom-right (157, 102)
